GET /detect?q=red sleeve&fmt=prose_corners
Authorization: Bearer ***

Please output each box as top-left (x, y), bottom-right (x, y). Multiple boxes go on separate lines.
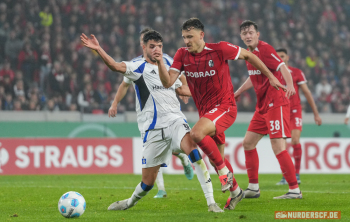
top-left (261, 45), bottom-right (285, 71)
top-left (219, 41), bottom-right (241, 61)
top-left (170, 48), bottom-right (183, 73)
top-left (296, 69), bottom-right (307, 85)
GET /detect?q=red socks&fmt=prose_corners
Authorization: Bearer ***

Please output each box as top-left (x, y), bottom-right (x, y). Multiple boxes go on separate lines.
top-left (197, 136), bottom-right (225, 169)
top-left (244, 148), bottom-right (259, 184)
top-left (276, 150), bottom-right (298, 189)
top-left (293, 144), bottom-right (302, 174)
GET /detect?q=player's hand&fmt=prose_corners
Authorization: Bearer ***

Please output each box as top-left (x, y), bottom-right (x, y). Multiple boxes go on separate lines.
top-left (80, 33), bottom-right (100, 50)
top-left (269, 76), bottom-right (287, 92)
top-left (179, 95), bottom-right (189, 104)
top-left (285, 84), bottom-right (296, 98)
top-left (314, 115), bottom-right (322, 126)
top-left (345, 117), bottom-right (349, 125)
top-left (108, 105), bottom-right (117, 117)
top-left (152, 47), bottom-right (163, 63)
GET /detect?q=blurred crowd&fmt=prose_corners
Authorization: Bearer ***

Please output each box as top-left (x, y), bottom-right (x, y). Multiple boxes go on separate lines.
top-left (0, 0), bottom-right (349, 114)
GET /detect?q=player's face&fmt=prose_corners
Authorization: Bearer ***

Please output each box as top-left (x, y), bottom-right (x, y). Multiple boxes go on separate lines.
top-left (182, 28), bottom-right (204, 53)
top-left (143, 40), bottom-right (163, 63)
top-left (240, 25), bottom-right (260, 48)
top-left (277, 51), bottom-right (289, 63)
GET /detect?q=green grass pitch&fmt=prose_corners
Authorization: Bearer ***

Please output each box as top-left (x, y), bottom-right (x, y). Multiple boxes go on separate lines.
top-left (1, 174), bottom-right (349, 221)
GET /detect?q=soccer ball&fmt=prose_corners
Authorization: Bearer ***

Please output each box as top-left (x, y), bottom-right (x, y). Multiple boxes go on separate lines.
top-left (58, 191), bottom-right (86, 218)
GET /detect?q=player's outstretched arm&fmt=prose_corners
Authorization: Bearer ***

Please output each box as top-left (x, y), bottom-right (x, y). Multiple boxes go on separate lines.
top-left (237, 48), bottom-right (286, 92)
top-left (279, 64), bottom-right (296, 98)
top-left (108, 81), bottom-right (130, 118)
top-left (234, 77), bottom-right (253, 100)
top-left (300, 83), bottom-right (322, 126)
top-left (153, 52), bottom-right (180, 88)
top-left (80, 33), bottom-right (126, 73)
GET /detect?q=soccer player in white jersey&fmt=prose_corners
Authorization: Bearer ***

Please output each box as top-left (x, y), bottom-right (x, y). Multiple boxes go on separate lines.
top-left (108, 28), bottom-right (194, 199)
top-left (81, 30), bottom-right (223, 212)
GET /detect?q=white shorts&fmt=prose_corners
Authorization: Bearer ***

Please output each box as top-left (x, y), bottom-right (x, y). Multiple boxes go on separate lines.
top-left (141, 118), bottom-right (191, 168)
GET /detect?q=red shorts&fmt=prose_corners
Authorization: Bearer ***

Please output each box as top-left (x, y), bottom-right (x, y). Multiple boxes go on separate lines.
top-left (201, 105), bottom-right (237, 144)
top-left (248, 104), bottom-right (291, 139)
top-left (290, 107), bottom-right (302, 131)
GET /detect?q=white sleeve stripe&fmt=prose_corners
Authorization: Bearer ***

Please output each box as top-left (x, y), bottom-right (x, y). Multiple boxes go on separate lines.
top-left (276, 62), bottom-right (285, 71)
top-left (297, 81), bottom-right (307, 85)
top-left (271, 53), bottom-right (281, 62)
top-left (234, 47), bottom-right (241, 60)
top-left (170, 67), bottom-right (181, 73)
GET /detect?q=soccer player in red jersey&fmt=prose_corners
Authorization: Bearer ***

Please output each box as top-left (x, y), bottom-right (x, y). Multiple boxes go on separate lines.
top-left (275, 48), bottom-right (322, 185)
top-left (235, 20), bottom-right (301, 199)
top-left (154, 18), bottom-right (286, 209)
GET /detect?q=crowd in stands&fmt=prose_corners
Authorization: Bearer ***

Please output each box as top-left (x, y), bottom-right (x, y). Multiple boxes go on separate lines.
top-left (0, 0), bottom-right (349, 114)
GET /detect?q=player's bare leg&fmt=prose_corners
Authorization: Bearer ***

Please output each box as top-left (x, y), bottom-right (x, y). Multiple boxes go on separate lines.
top-left (180, 133), bottom-right (223, 213)
top-left (242, 131), bottom-right (264, 198)
top-left (270, 138), bottom-right (302, 199)
top-left (209, 144), bottom-right (243, 210)
top-left (190, 117), bottom-right (233, 191)
top-left (108, 165), bottom-right (160, 210)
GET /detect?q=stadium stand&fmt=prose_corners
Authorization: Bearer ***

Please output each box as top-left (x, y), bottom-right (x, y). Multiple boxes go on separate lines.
top-left (0, 0), bottom-right (349, 113)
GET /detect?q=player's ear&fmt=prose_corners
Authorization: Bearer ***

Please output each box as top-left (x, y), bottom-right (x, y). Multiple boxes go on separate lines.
top-left (200, 31), bottom-right (204, 40)
top-left (142, 43), bottom-right (146, 50)
top-left (257, 31), bottom-right (260, 38)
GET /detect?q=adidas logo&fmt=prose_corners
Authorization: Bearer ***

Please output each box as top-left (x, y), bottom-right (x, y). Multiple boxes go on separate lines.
top-left (205, 178), bottom-right (212, 183)
top-left (151, 70), bottom-right (157, 75)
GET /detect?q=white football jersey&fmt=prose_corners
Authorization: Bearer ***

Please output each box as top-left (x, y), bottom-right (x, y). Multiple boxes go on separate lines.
top-left (122, 54), bottom-right (186, 134)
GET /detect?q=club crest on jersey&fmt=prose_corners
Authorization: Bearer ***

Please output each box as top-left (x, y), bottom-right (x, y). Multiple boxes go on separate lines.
top-left (208, 60), bottom-right (214, 67)
top-left (142, 157), bottom-right (146, 164)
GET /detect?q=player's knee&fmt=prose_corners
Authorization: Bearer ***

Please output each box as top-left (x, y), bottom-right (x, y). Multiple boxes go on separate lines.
top-left (190, 130), bottom-right (203, 143)
top-left (291, 138), bottom-right (299, 145)
top-left (242, 139), bottom-right (253, 150)
top-left (188, 149), bottom-right (202, 163)
top-left (140, 181), bottom-right (154, 192)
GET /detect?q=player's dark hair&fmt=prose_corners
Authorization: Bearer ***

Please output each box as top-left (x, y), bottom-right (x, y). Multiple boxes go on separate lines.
top-left (181, 18), bottom-right (204, 31)
top-left (240, 20), bottom-right (258, 32)
top-left (143, 30), bottom-right (163, 44)
top-left (140, 27), bottom-right (153, 35)
top-left (276, 48), bottom-right (288, 54)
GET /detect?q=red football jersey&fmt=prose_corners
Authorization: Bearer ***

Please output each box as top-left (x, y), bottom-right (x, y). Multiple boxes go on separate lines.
top-left (246, 40), bottom-right (289, 114)
top-left (281, 66), bottom-right (307, 109)
top-left (171, 42), bottom-right (241, 116)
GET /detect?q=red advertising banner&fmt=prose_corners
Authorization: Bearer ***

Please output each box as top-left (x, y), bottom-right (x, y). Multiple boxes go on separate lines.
top-left (0, 138), bottom-right (133, 175)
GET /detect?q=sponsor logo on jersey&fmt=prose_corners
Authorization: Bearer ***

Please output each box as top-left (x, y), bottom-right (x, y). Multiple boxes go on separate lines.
top-left (248, 70), bottom-right (261, 75)
top-left (185, 70), bottom-right (216, 78)
top-left (153, 85), bottom-right (171, 90)
top-left (208, 60), bottom-right (214, 67)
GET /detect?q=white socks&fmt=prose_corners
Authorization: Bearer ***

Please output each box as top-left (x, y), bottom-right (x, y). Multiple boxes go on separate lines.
top-left (218, 166), bottom-right (229, 176)
top-left (155, 168), bottom-right (165, 191)
top-left (248, 183), bottom-right (259, 190)
top-left (127, 182), bottom-right (151, 207)
top-left (193, 160), bottom-right (215, 206)
top-left (175, 153), bottom-right (190, 166)
top-left (289, 187), bottom-right (300, 193)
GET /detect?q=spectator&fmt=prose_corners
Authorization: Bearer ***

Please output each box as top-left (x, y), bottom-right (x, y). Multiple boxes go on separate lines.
top-left (4, 30), bottom-right (23, 65)
top-left (0, 60), bottom-right (15, 82)
top-left (315, 78), bottom-right (332, 98)
top-left (17, 42), bottom-right (38, 83)
top-left (77, 82), bottom-right (99, 113)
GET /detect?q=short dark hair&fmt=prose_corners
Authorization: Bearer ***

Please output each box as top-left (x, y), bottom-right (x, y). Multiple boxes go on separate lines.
top-left (276, 48), bottom-right (288, 54)
top-left (140, 27), bottom-right (153, 35)
top-left (143, 30), bottom-right (163, 44)
top-left (181, 18), bottom-right (204, 31)
top-left (240, 20), bottom-right (258, 32)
